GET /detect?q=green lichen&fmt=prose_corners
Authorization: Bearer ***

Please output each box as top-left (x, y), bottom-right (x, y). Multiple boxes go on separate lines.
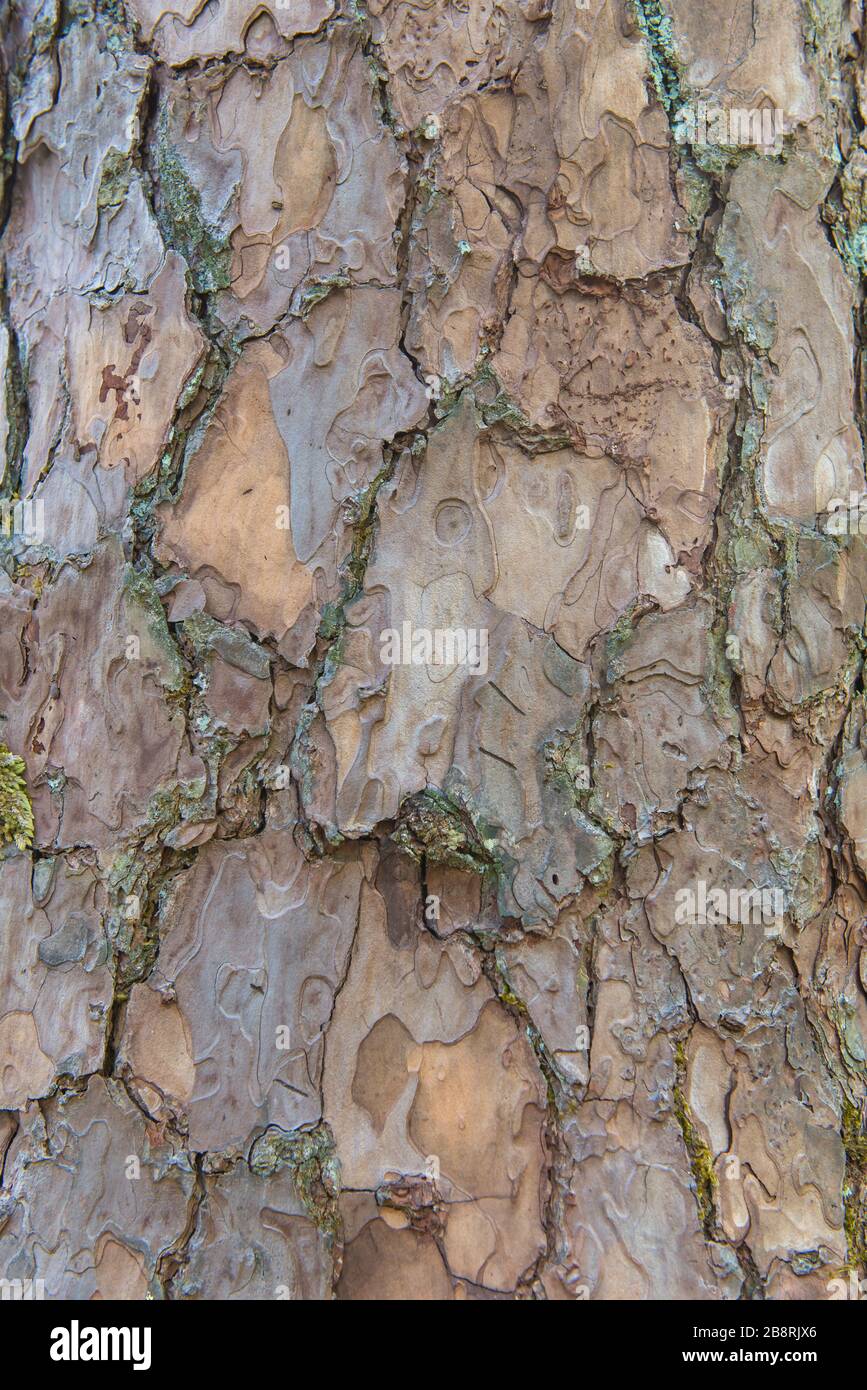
top-left (291, 446), bottom-right (415, 847)
top-left (317, 448), bottom-right (411, 655)
top-left (393, 787), bottom-right (495, 874)
top-left (603, 602), bottom-right (654, 683)
top-left (0, 271), bottom-right (29, 492)
top-left (0, 744), bottom-right (34, 851)
top-left (842, 1099), bottom-right (867, 1270)
top-left (68, 0), bottom-right (131, 40)
top-left (802, 0), bottom-right (844, 143)
top-left (714, 221), bottom-right (779, 352)
top-left (829, 151), bottom-right (867, 278)
top-left (123, 567), bottom-right (187, 695)
top-left (297, 274), bottom-right (351, 319)
top-left (436, 368), bottom-right (572, 454)
top-left (679, 154), bottom-right (713, 226)
top-left (544, 725), bottom-right (589, 799)
top-left (703, 617), bottom-right (743, 727)
top-left (486, 953), bottom-right (563, 1107)
top-left (96, 147), bottom-right (134, 211)
top-left (631, 2), bottom-right (781, 181)
top-left (673, 1041), bottom-right (718, 1233)
top-left (106, 843), bottom-right (196, 988)
top-left (181, 612), bottom-right (270, 681)
top-left (477, 384), bottom-right (571, 451)
top-left (832, 1002), bottom-right (867, 1077)
top-left (249, 1125), bottom-right (341, 1236)
top-left (6, 0), bottom-right (57, 106)
top-left (129, 345), bottom-right (232, 540)
top-left (144, 776), bottom-right (207, 833)
top-left (317, 601), bottom-right (344, 644)
top-left (629, 0), bottom-right (684, 114)
top-left (154, 116), bottom-right (232, 294)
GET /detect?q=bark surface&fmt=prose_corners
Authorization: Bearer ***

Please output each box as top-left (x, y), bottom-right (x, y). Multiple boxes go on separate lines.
top-left (1, 0), bottom-right (867, 1301)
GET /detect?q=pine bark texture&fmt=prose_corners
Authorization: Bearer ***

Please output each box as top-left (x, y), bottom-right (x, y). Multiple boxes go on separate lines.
top-left (1, 0), bottom-right (867, 1301)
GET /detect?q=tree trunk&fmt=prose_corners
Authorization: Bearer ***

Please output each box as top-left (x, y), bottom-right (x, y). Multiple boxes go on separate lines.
top-left (0, 0), bottom-right (866, 1302)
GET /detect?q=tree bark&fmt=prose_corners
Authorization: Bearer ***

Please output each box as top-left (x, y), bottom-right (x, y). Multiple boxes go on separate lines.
top-left (0, 0), bottom-right (866, 1301)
